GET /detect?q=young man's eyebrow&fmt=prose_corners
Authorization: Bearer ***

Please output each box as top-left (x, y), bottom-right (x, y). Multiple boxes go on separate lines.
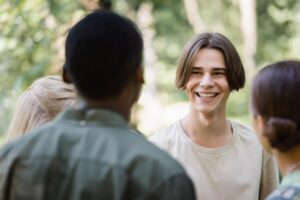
top-left (191, 67), bottom-right (226, 71)
top-left (191, 67), bottom-right (201, 70)
top-left (213, 68), bottom-right (226, 71)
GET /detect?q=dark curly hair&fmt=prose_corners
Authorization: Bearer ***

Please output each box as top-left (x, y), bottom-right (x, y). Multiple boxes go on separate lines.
top-left (64, 10), bottom-right (143, 100)
top-left (251, 60), bottom-right (300, 152)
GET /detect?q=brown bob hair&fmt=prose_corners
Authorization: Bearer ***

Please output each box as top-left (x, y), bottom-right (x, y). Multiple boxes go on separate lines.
top-left (176, 32), bottom-right (245, 91)
top-left (251, 60), bottom-right (300, 152)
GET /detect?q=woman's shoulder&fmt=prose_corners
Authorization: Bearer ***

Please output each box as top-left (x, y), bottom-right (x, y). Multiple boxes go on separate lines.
top-left (231, 120), bottom-right (256, 138)
top-left (266, 184), bottom-right (300, 200)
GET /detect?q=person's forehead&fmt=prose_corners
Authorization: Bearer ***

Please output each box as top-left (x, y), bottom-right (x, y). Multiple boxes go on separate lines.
top-left (192, 49), bottom-right (225, 68)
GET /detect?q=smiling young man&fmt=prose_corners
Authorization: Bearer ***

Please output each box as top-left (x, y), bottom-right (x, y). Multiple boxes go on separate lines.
top-left (150, 32), bottom-right (279, 200)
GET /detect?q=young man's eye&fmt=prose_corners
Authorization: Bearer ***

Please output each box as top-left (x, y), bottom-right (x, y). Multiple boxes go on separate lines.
top-left (191, 69), bottom-right (202, 75)
top-left (214, 71), bottom-right (226, 76)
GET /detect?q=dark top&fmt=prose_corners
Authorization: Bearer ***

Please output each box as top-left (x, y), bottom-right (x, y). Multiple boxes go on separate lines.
top-left (0, 108), bottom-right (195, 200)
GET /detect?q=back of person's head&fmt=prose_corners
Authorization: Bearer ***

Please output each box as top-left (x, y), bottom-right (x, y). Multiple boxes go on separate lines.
top-left (5, 75), bottom-right (76, 143)
top-left (176, 32), bottom-right (245, 91)
top-left (251, 60), bottom-right (300, 152)
top-left (64, 10), bottom-right (143, 100)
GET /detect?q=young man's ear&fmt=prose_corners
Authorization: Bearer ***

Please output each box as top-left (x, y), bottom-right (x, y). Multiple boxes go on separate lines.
top-left (135, 66), bottom-right (145, 84)
top-left (62, 65), bottom-right (72, 84)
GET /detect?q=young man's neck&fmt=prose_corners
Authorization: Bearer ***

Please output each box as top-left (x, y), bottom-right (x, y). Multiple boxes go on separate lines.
top-left (81, 98), bottom-right (131, 121)
top-left (181, 108), bottom-right (232, 148)
top-left (80, 79), bottom-right (141, 122)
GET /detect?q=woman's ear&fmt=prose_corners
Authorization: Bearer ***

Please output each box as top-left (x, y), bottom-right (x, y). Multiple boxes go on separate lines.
top-left (255, 115), bottom-right (265, 134)
top-left (253, 115), bottom-right (273, 153)
top-left (62, 66), bottom-right (72, 84)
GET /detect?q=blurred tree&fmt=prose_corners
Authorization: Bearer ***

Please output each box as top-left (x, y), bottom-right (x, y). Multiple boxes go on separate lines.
top-left (182, 0), bottom-right (205, 33)
top-left (238, 0), bottom-right (257, 77)
top-left (0, 0), bottom-right (115, 139)
top-left (257, 0), bottom-right (300, 67)
top-left (0, 0), bottom-right (84, 138)
top-left (1, 0), bottom-right (300, 138)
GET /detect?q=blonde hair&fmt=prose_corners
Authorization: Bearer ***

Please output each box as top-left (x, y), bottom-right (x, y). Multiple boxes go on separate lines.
top-left (5, 75), bottom-right (76, 143)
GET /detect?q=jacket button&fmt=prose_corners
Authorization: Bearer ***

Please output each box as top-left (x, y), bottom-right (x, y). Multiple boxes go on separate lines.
top-left (79, 120), bottom-right (86, 126)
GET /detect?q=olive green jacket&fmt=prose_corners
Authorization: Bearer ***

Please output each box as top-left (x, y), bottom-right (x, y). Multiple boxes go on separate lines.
top-left (0, 108), bottom-right (195, 200)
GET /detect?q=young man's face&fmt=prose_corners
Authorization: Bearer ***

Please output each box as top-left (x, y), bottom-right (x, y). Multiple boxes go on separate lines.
top-left (185, 48), bottom-right (230, 115)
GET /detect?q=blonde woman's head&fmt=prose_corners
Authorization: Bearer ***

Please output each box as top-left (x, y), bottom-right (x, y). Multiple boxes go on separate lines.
top-left (5, 75), bottom-right (76, 143)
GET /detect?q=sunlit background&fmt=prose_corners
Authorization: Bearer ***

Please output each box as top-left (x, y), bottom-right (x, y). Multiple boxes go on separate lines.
top-left (1, 0), bottom-right (300, 142)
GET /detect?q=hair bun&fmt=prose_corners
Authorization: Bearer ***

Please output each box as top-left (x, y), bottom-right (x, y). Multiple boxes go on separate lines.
top-left (265, 117), bottom-right (300, 152)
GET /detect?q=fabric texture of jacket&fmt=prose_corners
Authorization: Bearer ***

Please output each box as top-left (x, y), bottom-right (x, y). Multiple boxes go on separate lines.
top-left (0, 108), bottom-right (195, 200)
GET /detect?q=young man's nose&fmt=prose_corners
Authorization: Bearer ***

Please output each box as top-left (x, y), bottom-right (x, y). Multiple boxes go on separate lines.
top-left (200, 74), bottom-right (214, 88)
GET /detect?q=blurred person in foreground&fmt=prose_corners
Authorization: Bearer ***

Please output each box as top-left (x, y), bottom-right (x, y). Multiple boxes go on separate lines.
top-left (251, 60), bottom-right (300, 200)
top-left (4, 75), bottom-right (76, 144)
top-left (0, 10), bottom-right (195, 200)
top-left (150, 32), bottom-right (279, 200)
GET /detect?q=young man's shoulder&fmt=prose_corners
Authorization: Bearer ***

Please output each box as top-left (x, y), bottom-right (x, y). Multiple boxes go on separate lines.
top-left (231, 120), bottom-right (255, 136)
top-left (0, 121), bottom-right (54, 156)
top-left (148, 121), bottom-right (181, 147)
top-left (0, 119), bottom-right (195, 199)
top-left (230, 120), bottom-right (261, 145)
top-left (0, 117), bottom-right (187, 174)
top-left (132, 136), bottom-right (189, 174)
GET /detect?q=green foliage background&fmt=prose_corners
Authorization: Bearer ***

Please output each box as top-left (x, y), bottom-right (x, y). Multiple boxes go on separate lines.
top-left (1, 0), bottom-right (300, 140)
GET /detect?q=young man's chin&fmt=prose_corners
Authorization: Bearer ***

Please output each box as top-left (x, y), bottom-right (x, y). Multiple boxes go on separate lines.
top-left (193, 105), bottom-right (217, 115)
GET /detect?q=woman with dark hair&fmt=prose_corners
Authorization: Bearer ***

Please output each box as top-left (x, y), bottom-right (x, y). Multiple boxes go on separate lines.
top-left (150, 32), bottom-right (279, 200)
top-left (251, 60), bottom-right (300, 200)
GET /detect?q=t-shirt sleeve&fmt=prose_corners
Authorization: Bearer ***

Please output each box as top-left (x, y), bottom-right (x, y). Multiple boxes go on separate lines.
top-left (259, 149), bottom-right (280, 200)
top-left (148, 131), bottom-right (169, 151)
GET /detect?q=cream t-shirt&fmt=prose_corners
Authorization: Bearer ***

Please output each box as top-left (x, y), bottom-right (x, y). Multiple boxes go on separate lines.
top-left (149, 120), bottom-right (279, 200)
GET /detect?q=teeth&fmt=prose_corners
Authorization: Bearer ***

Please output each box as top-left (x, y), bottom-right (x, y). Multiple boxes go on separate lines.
top-left (195, 93), bottom-right (216, 98)
top-left (200, 93), bottom-right (215, 98)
